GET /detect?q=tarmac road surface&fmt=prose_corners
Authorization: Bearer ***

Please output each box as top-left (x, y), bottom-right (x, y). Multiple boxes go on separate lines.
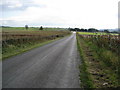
top-left (3, 32), bottom-right (80, 88)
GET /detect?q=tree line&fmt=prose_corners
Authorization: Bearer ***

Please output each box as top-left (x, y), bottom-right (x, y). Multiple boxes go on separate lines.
top-left (68, 28), bottom-right (116, 33)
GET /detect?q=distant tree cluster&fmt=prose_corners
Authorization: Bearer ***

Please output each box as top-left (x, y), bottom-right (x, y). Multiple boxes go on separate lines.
top-left (68, 28), bottom-right (99, 32)
top-left (25, 25), bottom-right (44, 30)
top-left (68, 27), bottom-right (120, 34)
top-left (118, 28), bottom-right (120, 34)
top-left (104, 29), bottom-right (109, 33)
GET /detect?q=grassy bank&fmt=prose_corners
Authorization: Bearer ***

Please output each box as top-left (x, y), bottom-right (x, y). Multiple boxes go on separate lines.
top-left (77, 33), bottom-right (119, 88)
top-left (77, 34), bottom-right (94, 88)
top-left (2, 37), bottom-right (66, 60)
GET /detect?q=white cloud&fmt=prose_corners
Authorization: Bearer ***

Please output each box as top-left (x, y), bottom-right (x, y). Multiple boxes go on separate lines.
top-left (1, 0), bottom-right (119, 29)
top-left (2, 0), bottom-right (22, 9)
top-left (1, 0), bottom-right (45, 11)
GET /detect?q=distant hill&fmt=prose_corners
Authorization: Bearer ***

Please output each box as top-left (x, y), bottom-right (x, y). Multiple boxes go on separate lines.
top-left (0, 26), bottom-right (11, 28)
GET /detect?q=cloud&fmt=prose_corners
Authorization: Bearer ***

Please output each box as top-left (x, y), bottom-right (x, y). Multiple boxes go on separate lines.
top-left (1, 0), bottom-right (46, 11)
top-left (1, 0), bottom-right (119, 29)
top-left (1, 19), bottom-right (66, 27)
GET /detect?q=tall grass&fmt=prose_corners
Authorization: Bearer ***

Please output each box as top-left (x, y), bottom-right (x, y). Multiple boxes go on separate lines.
top-left (77, 32), bottom-right (120, 88)
top-left (79, 34), bottom-right (119, 69)
top-left (77, 34), bottom-right (94, 88)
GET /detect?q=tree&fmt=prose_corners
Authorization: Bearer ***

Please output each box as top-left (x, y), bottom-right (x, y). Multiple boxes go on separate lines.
top-left (118, 28), bottom-right (120, 34)
top-left (104, 29), bottom-right (109, 33)
top-left (74, 28), bottom-right (80, 32)
top-left (39, 26), bottom-right (43, 30)
top-left (88, 28), bottom-right (98, 32)
top-left (69, 28), bottom-right (75, 31)
top-left (25, 25), bottom-right (28, 30)
top-left (80, 28), bottom-right (86, 32)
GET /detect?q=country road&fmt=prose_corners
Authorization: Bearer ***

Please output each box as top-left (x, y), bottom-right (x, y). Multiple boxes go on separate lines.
top-left (3, 32), bottom-right (80, 88)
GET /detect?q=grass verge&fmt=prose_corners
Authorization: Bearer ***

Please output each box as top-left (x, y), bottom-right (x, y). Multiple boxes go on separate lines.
top-left (2, 36), bottom-right (66, 60)
top-left (77, 33), bottom-right (94, 88)
top-left (76, 33), bottom-right (119, 88)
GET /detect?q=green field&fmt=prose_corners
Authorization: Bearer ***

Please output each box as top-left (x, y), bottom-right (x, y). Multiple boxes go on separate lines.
top-left (1, 27), bottom-right (68, 32)
top-left (78, 32), bottom-right (119, 35)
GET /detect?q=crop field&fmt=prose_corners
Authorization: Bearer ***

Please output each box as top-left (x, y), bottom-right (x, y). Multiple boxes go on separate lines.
top-left (2, 27), bottom-right (70, 59)
top-left (78, 32), bottom-right (119, 35)
top-left (77, 32), bottom-right (120, 88)
top-left (79, 34), bottom-right (120, 54)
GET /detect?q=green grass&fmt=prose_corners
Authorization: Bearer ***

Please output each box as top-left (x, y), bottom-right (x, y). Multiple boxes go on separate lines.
top-left (77, 33), bottom-right (119, 88)
top-left (87, 41), bottom-right (119, 87)
top-left (78, 32), bottom-right (119, 35)
top-left (43, 27), bottom-right (68, 31)
top-left (2, 37), bottom-right (65, 60)
top-left (77, 34), bottom-right (94, 88)
top-left (1, 27), bottom-right (68, 32)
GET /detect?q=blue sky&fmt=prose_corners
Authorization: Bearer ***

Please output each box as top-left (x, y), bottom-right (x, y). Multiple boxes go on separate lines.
top-left (0, 0), bottom-right (119, 29)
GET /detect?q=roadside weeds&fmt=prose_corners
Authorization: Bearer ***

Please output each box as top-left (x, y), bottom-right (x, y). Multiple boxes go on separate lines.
top-left (76, 33), bottom-right (119, 88)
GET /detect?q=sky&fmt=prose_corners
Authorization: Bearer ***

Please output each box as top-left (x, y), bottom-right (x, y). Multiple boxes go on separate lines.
top-left (0, 0), bottom-right (120, 29)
